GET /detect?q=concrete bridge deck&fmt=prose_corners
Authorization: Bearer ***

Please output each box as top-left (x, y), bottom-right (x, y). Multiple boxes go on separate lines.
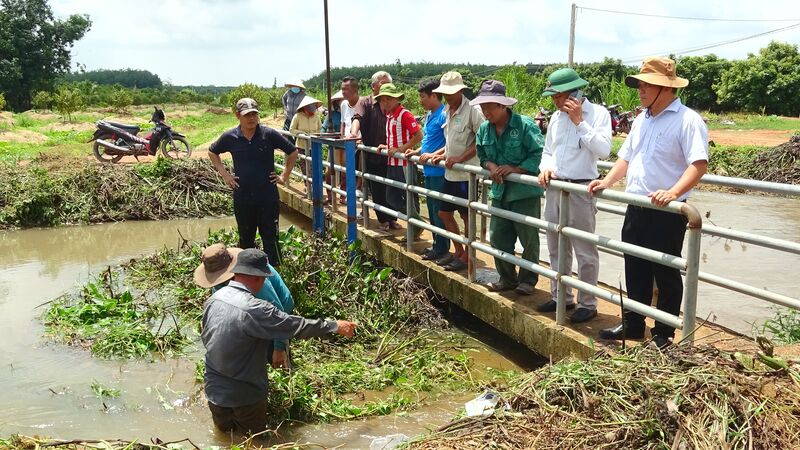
top-left (278, 182), bottom-right (755, 360)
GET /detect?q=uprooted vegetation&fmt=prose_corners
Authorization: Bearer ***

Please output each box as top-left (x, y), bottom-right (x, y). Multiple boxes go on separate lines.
top-left (43, 227), bottom-right (518, 425)
top-left (0, 154), bottom-right (231, 229)
top-left (405, 343), bottom-right (800, 450)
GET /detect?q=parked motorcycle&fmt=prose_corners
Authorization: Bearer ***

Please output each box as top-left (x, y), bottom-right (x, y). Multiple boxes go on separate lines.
top-left (534, 107), bottom-right (552, 135)
top-left (89, 107), bottom-right (191, 164)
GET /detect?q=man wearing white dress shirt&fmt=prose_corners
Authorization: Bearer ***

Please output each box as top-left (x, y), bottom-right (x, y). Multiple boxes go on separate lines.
top-left (537, 68), bottom-right (612, 324)
top-left (589, 57), bottom-right (709, 348)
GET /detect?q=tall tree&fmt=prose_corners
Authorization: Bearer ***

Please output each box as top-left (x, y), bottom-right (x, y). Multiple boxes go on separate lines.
top-left (0, 0), bottom-right (91, 111)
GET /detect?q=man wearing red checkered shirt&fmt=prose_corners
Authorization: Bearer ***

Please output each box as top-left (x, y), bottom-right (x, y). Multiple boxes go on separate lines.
top-left (376, 83), bottom-right (424, 238)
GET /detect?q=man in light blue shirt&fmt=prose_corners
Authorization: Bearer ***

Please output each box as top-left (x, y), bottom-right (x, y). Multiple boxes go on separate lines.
top-left (410, 79), bottom-right (450, 260)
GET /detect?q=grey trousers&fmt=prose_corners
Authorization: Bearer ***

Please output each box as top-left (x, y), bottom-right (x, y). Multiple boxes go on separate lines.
top-left (544, 184), bottom-right (600, 309)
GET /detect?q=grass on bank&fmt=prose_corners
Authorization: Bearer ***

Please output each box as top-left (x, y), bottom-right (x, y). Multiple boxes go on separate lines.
top-left (43, 227), bottom-right (520, 425)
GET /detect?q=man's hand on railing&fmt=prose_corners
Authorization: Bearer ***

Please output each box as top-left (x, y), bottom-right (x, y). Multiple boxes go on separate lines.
top-left (488, 164), bottom-right (518, 184)
top-left (588, 179), bottom-right (609, 195)
top-left (648, 189), bottom-right (678, 207)
top-left (418, 153), bottom-right (433, 164)
top-left (539, 169), bottom-right (557, 187)
top-left (444, 156), bottom-right (462, 169)
top-left (404, 148), bottom-right (420, 158)
top-left (430, 154), bottom-right (446, 165)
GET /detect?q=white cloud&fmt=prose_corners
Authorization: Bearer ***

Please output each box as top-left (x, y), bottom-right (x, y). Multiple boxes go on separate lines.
top-left (50, 0), bottom-right (800, 85)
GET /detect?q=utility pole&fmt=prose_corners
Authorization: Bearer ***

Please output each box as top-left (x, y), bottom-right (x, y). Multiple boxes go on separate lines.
top-left (323, 0), bottom-right (333, 118)
top-left (568, 3), bottom-right (576, 67)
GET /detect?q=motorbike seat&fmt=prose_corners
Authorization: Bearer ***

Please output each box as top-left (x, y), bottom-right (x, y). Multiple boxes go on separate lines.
top-left (106, 121), bottom-right (141, 133)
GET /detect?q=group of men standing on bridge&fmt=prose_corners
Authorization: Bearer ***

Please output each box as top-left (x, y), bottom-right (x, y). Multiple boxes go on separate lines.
top-left (196, 56), bottom-right (709, 436)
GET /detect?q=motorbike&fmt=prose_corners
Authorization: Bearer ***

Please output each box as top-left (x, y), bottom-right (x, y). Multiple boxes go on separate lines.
top-left (534, 107), bottom-right (552, 135)
top-left (88, 107), bottom-right (191, 164)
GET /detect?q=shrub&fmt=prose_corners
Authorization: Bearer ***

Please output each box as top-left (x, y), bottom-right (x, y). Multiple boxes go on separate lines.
top-left (31, 91), bottom-right (53, 111)
top-left (53, 86), bottom-right (84, 122)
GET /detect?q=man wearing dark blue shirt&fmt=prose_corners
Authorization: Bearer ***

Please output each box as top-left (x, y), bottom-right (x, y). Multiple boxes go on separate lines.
top-left (209, 98), bottom-right (298, 266)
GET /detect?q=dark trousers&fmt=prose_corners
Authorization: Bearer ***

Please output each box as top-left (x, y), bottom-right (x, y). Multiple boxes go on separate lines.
top-left (621, 205), bottom-right (688, 338)
top-left (208, 398), bottom-right (268, 435)
top-left (234, 199), bottom-right (282, 266)
top-left (364, 152), bottom-right (392, 223)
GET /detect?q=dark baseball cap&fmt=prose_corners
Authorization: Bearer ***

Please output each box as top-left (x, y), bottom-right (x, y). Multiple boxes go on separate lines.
top-left (230, 248), bottom-right (273, 277)
top-left (236, 97), bottom-right (259, 115)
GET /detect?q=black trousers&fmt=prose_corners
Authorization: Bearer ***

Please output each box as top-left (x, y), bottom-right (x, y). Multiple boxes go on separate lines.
top-left (234, 199), bottom-right (282, 267)
top-left (364, 152), bottom-right (393, 223)
top-left (621, 205), bottom-right (688, 338)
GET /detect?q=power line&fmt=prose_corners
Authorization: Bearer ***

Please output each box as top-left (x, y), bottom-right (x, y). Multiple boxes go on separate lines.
top-left (578, 6), bottom-right (800, 22)
top-left (620, 21), bottom-right (800, 63)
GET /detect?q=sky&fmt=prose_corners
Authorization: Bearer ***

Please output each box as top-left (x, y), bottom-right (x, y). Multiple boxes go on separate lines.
top-left (50, 0), bottom-right (800, 86)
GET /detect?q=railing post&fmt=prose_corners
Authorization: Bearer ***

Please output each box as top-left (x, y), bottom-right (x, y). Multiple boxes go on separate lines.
top-left (330, 144), bottom-right (338, 215)
top-left (360, 147), bottom-right (369, 229)
top-left (345, 140), bottom-right (357, 248)
top-left (304, 144), bottom-right (312, 200)
top-left (681, 224), bottom-right (702, 345)
top-left (556, 189), bottom-right (571, 325)
top-left (467, 173), bottom-right (478, 282)
top-left (311, 139), bottom-right (325, 235)
top-left (405, 157), bottom-right (414, 252)
top-left (480, 178), bottom-right (488, 243)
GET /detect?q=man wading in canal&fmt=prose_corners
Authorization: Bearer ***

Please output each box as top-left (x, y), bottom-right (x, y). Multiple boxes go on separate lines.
top-left (208, 98), bottom-right (298, 267)
top-left (202, 248), bottom-right (357, 436)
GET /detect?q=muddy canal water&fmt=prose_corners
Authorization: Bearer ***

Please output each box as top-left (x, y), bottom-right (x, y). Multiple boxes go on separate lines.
top-left (0, 213), bottom-right (526, 447)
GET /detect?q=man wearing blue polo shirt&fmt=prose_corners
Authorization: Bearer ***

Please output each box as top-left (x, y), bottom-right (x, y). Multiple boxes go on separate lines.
top-left (410, 79), bottom-right (449, 260)
top-left (208, 98), bottom-right (298, 267)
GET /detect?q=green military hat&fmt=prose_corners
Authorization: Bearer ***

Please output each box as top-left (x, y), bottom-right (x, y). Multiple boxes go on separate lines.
top-left (374, 83), bottom-right (405, 100)
top-left (542, 68), bottom-right (589, 97)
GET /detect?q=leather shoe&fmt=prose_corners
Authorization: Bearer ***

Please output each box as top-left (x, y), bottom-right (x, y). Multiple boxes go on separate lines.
top-left (536, 300), bottom-right (576, 313)
top-left (569, 307), bottom-right (597, 324)
top-left (598, 323), bottom-right (645, 340)
top-left (651, 335), bottom-right (672, 349)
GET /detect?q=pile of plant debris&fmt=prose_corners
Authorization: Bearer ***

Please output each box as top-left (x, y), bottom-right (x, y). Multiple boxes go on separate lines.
top-left (0, 154), bottom-right (231, 228)
top-left (749, 135), bottom-right (800, 184)
top-left (405, 342), bottom-right (800, 450)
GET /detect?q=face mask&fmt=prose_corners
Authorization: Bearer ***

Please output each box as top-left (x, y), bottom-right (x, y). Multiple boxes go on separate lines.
top-left (307, 106), bottom-right (317, 113)
top-left (290, 87), bottom-right (301, 94)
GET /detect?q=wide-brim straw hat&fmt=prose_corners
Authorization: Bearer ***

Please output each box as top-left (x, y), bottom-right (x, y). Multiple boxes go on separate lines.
top-left (297, 96), bottom-right (323, 110)
top-left (433, 71), bottom-right (468, 95)
top-left (193, 244), bottom-right (242, 289)
top-left (285, 81), bottom-right (306, 89)
top-left (625, 57), bottom-right (689, 89)
top-left (469, 80), bottom-right (517, 107)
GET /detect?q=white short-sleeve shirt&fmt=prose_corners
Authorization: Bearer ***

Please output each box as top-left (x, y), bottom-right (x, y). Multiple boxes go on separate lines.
top-left (617, 98), bottom-right (709, 200)
top-left (340, 99), bottom-right (357, 137)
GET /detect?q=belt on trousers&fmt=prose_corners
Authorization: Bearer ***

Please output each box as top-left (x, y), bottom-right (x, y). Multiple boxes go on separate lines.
top-left (560, 178), bottom-right (593, 183)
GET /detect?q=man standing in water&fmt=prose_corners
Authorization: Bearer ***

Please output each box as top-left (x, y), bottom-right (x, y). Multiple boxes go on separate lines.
top-left (589, 57), bottom-right (708, 349)
top-left (208, 98), bottom-right (297, 267)
top-left (202, 248), bottom-right (356, 435)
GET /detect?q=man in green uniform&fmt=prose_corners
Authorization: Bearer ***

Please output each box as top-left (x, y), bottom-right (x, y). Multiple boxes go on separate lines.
top-left (473, 80), bottom-right (545, 295)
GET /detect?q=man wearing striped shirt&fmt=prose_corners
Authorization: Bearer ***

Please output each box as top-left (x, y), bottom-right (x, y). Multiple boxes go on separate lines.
top-left (375, 83), bottom-right (423, 237)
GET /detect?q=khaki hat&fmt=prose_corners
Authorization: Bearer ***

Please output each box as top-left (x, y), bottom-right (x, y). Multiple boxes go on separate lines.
top-left (331, 90), bottom-right (344, 101)
top-left (285, 81), bottom-right (306, 89)
top-left (625, 57), bottom-right (688, 89)
top-left (469, 80), bottom-right (517, 107)
top-left (235, 98), bottom-right (259, 115)
top-left (297, 96), bottom-right (322, 110)
top-left (193, 244), bottom-right (242, 289)
top-left (374, 83), bottom-right (405, 100)
top-left (433, 71), bottom-right (468, 95)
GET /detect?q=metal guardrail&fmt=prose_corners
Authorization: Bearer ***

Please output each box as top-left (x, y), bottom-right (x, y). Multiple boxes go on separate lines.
top-left (276, 129), bottom-right (800, 344)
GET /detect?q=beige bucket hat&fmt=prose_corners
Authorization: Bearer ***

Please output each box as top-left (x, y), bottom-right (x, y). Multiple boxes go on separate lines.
top-left (625, 57), bottom-right (689, 89)
top-left (433, 71), bottom-right (468, 95)
top-left (297, 96), bottom-right (323, 110)
top-left (193, 243), bottom-right (242, 289)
